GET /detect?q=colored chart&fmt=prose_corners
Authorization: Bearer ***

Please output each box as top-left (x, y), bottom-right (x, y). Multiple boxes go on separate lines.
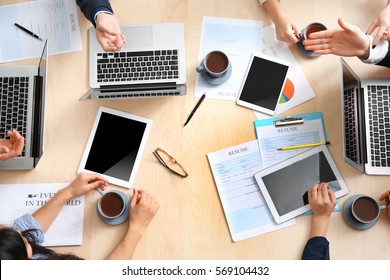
top-left (279, 79), bottom-right (295, 103)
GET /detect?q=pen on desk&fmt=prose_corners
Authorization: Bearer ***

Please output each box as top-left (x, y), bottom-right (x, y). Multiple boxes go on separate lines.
top-left (14, 23), bottom-right (43, 41)
top-left (277, 141), bottom-right (330, 151)
top-left (183, 93), bottom-right (206, 127)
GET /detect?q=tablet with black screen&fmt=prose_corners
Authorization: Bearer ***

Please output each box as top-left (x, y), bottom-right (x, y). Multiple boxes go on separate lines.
top-left (236, 52), bottom-right (290, 115)
top-left (78, 106), bottom-right (152, 188)
top-left (254, 145), bottom-right (349, 224)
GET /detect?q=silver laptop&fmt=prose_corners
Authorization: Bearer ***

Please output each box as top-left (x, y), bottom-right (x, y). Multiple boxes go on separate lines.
top-left (0, 40), bottom-right (48, 170)
top-left (341, 58), bottom-right (390, 175)
top-left (80, 22), bottom-right (186, 100)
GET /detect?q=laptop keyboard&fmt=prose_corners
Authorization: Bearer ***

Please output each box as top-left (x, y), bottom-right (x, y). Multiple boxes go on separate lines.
top-left (96, 49), bottom-right (179, 83)
top-left (343, 88), bottom-right (359, 163)
top-left (0, 77), bottom-right (29, 156)
top-left (367, 85), bottom-right (390, 167)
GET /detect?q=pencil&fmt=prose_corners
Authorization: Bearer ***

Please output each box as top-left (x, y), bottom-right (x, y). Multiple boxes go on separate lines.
top-left (277, 141), bottom-right (330, 151)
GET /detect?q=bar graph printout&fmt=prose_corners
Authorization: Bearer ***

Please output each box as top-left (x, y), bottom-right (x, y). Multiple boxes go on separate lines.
top-left (207, 140), bottom-right (295, 242)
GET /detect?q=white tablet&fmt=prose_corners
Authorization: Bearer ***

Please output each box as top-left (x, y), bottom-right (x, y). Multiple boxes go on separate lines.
top-left (78, 106), bottom-right (152, 188)
top-left (254, 145), bottom-right (349, 224)
top-left (236, 52), bottom-right (290, 116)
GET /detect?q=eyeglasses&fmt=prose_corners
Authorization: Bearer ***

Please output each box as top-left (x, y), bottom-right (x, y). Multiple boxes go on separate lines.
top-left (153, 148), bottom-right (188, 178)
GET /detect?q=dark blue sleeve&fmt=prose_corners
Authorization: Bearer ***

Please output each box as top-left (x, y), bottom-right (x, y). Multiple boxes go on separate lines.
top-left (376, 41), bottom-right (390, 68)
top-left (301, 236), bottom-right (330, 260)
top-left (76, 0), bottom-right (113, 27)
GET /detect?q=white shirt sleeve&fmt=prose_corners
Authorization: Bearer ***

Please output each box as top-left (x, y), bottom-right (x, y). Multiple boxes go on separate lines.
top-left (360, 35), bottom-right (389, 64)
top-left (259, 0), bottom-right (268, 4)
top-left (94, 10), bottom-right (114, 23)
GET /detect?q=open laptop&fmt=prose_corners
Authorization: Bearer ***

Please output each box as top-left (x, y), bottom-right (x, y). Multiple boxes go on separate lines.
top-left (80, 22), bottom-right (186, 100)
top-left (341, 58), bottom-right (390, 175)
top-left (0, 40), bottom-right (48, 170)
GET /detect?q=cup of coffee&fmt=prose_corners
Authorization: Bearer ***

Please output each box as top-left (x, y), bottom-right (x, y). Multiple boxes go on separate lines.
top-left (196, 50), bottom-right (230, 78)
top-left (97, 190), bottom-right (126, 220)
top-left (351, 195), bottom-right (386, 224)
top-left (297, 22), bottom-right (327, 57)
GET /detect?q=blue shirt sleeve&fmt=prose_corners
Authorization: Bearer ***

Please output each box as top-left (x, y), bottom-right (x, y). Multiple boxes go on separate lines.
top-left (12, 213), bottom-right (45, 244)
top-left (301, 236), bottom-right (330, 260)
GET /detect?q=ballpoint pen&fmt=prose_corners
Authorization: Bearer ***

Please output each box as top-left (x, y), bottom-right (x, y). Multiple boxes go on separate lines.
top-left (277, 141), bottom-right (330, 151)
top-left (14, 23), bottom-right (43, 41)
top-left (183, 93), bottom-right (206, 127)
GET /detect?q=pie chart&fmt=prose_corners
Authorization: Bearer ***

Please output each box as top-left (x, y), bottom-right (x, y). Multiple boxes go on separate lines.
top-left (279, 79), bottom-right (294, 103)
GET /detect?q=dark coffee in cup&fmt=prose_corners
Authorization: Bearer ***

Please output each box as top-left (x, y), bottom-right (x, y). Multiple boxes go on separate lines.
top-left (99, 192), bottom-right (124, 218)
top-left (306, 25), bottom-right (325, 37)
top-left (205, 52), bottom-right (229, 74)
top-left (196, 50), bottom-right (230, 78)
top-left (352, 196), bottom-right (379, 223)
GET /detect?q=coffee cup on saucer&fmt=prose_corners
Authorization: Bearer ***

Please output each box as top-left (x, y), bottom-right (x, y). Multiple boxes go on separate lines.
top-left (343, 194), bottom-right (386, 230)
top-left (97, 189), bottom-right (130, 225)
top-left (297, 22), bottom-right (327, 57)
top-left (196, 50), bottom-right (232, 85)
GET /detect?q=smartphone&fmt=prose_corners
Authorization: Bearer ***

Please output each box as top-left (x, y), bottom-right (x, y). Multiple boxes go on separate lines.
top-left (236, 52), bottom-right (290, 116)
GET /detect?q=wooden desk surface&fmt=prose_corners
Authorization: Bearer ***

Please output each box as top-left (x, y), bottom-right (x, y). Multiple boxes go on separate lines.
top-left (1, 0), bottom-right (389, 260)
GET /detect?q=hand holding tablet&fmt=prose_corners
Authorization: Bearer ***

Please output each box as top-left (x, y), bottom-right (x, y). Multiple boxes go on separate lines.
top-left (254, 146), bottom-right (349, 224)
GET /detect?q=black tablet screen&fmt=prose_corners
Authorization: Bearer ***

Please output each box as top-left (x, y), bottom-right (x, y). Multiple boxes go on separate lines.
top-left (239, 56), bottom-right (289, 110)
top-left (261, 151), bottom-right (342, 216)
top-left (84, 112), bottom-right (147, 181)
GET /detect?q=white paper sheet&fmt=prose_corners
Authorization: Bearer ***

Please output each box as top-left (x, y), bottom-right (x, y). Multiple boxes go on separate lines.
top-left (195, 16), bottom-right (263, 101)
top-left (0, 0), bottom-right (82, 63)
top-left (207, 140), bottom-right (295, 242)
top-left (255, 25), bottom-right (316, 119)
top-left (0, 183), bottom-right (84, 247)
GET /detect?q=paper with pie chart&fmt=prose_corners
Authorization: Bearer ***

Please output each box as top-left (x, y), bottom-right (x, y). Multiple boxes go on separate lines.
top-left (255, 25), bottom-right (316, 119)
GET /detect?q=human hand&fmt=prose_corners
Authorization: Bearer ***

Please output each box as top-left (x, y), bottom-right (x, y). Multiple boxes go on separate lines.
top-left (366, 4), bottom-right (390, 47)
top-left (379, 190), bottom-right (390, 218)
top-left (63, 172), bottom-right (108, 200)
top-left (274, 16), bottom-right (300, 44)
top-left (95, 13), bottom-right (126, 52)
top-left (0, 129), bottom-right (24, 160)
top-left (303, 18), bottom-right (370, 59)
top-left (128, 189), bottom-right (159, 235)
top-left (307, 182), bottom-right (336, 238)
top-left (309, 182), bottom-right (336, 219)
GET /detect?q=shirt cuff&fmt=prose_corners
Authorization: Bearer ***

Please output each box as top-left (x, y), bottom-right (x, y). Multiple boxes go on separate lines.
top-left (361, 35), bottom-right (389, 64)
top-left (13, 213), bottom-right (45, 244)
top-left (259, 0), bottom-right (268, 5)
top-left (94, 8), bottom-right (114, 23)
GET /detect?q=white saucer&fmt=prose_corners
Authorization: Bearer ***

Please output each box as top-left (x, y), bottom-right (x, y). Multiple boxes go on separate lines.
top-left (97, 190), bottom-right (130, 225)
top-left (198, 61), bottom-right (232, 86)
top-left (342, 194), bottom-right (378, 230)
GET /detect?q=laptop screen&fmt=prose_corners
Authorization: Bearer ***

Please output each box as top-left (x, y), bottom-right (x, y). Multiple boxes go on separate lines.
top-left (341, 58), bottom-right (365, 172)
top-left (33, 40), bottom-right (48, 166)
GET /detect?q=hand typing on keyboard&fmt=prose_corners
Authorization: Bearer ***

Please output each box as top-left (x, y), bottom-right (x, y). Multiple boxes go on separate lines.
top-left (0, 129), bottom-right (24, 160)
top-left (95, 13), bottom-right (126, 52)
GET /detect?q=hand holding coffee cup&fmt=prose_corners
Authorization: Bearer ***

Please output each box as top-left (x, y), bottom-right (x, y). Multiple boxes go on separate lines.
top-left (196, 50), bottom-right (231, 79)
top-left (297, 22), bottom-right (327, 57)
top-left (379, 190), bottom-right (390, 218)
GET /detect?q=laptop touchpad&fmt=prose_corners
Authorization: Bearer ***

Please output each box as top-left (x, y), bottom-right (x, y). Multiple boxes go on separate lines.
top-left (122, 26), bottom-right (153, 48)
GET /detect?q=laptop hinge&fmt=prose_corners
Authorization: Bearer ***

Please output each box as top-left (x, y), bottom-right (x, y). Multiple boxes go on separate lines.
top-left (99, 82), bottom-right (177, 92)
